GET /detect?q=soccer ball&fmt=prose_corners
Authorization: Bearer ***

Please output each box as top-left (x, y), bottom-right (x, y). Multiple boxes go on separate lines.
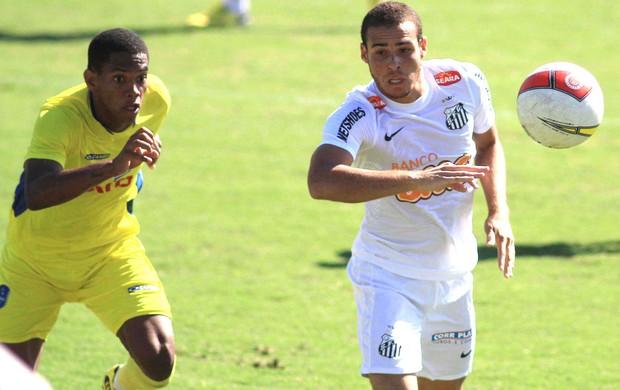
top-left (516, 62), bottom-right (604, 148)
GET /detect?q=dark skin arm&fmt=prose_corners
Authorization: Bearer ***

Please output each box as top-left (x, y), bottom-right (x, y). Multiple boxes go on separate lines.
top-left (25, 127), bottom-right (161, 210)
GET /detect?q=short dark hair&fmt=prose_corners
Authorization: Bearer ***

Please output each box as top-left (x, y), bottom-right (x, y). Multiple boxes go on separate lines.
top-left (361, 1), bottom-right (423, 46)
top-left (87, 28), bottom-right (149, 72)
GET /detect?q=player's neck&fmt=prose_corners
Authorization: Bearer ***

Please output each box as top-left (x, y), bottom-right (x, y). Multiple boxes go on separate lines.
top-left (88, 91), bottom-right (132, 133)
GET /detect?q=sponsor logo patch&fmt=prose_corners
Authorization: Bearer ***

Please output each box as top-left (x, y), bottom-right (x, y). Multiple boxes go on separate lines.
top-left (85, 154), bottom-right (111, 160)
top-left (337, 107), bottom-right (365, 142)
top-left (128, 284), bottom-right (158, 294)
top-left (367, 95), bottom-right (386, 110)
top-left (434, 70), bottom-right (462, 86)
top-left (395, 154), bottom-right (471, 203)
top-left (87, 175), bottom-right (134, 194)
top-left (431, 329), bottom-right (473, 345)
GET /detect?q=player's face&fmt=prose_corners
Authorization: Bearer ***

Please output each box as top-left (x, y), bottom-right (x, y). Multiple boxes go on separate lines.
top-left (85, 51), bottom-right (149, 132)
top-left (361, 21), bottom-right (427, 104)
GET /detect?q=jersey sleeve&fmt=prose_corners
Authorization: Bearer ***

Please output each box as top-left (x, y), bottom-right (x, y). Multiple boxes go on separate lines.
top-left (141, 74), bottom-right (172, 135)
top-left (321, 95), bottom-right (375, 159)
top-left (25, 104), bottom-right (81, 167)
top-left (462, 62), bottom-right (495, 134)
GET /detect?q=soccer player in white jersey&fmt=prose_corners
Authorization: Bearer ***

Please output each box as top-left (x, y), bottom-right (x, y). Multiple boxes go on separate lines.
top-left (308, 2), bottom-right (515, 389)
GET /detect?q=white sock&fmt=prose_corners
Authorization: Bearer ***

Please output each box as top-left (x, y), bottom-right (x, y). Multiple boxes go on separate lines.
top-left (113, 365), bottom-right (126, 390)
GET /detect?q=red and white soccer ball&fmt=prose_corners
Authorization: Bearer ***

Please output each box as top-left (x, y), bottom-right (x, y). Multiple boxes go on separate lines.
top-left (516, 62), bottom-right (604, 148)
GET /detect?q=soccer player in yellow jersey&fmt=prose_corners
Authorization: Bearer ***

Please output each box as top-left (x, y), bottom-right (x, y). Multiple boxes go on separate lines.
top-left (0, 28), bottom-right (176, 389)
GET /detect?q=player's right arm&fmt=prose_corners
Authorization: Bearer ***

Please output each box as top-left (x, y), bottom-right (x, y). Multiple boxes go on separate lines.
top-left (307, 143), bottom-right (490, 203)
top-left (25, 127), bottom-right (160, 210)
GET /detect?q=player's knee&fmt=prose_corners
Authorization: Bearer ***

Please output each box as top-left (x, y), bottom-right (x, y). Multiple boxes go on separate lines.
top-left (148, 353), bottom-right (176, 387)
top-left (140, 343), bottom-right (175, 382)
top-left (119, 315), bottom-right (176, 382)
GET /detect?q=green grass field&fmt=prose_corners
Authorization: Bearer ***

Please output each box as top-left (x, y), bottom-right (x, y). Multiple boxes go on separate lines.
top-left (1, 0), bottom-right (619, 389)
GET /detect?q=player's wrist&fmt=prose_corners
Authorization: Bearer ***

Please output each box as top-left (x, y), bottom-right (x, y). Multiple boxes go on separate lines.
top-left (487, 206), bottom-right (510, 219)
top-left (98, 159), bottom-right (128, 180)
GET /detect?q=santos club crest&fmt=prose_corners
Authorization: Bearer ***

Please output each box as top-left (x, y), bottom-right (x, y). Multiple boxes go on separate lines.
top-left (378, 333), bottom-right (401, 359)
top-left (444, 103), bottom-right (469, 130)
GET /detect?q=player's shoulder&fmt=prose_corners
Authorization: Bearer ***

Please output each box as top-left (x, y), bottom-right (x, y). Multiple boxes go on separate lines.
top-left (326, 83), bottom-right (385, 133)
top-left (146, 74), bottom-right (171, 104)
top-left (39, 83), bottom-right (89, 125)
top-left (43, 83), bottom-right (87, 108)
top-left (143, 73), bottom-right (171, 115)
top-left (324, 83), bottom-right (379, 141)
top-left (146, 73), bottom-right (166, 91)
top-left (342, 82), bottom-right (387, 112)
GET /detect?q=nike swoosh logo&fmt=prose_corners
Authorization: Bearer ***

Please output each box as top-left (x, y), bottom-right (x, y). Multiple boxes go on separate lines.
top-left (384, 126), bottom-right (405, 141)
top-left (460, 350), bottom-right (472, 358)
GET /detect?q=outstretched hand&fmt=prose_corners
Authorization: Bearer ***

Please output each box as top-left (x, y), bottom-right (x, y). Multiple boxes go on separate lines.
top-left (415, 164), bottom-right (489, 193)
top-left (485, 213), bottom-right (515, 278)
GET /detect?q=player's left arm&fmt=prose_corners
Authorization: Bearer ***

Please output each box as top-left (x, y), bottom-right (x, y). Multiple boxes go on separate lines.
top-left (473, 125), bottom-right (515, 278)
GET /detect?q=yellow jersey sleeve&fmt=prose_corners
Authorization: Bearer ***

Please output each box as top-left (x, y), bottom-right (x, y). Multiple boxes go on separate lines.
top-left (26, 85), bottom-right (88, 167)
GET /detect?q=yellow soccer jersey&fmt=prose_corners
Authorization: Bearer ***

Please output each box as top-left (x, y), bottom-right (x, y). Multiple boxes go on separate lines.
top-left (6, 74), bottom-right (170, 258)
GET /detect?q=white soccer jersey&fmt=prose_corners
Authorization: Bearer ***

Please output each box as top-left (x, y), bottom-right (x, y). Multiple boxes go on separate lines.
top-left (321, 59), bottom-right (495, 280)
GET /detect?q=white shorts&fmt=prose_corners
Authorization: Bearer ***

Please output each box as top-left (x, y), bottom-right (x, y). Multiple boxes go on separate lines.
top-left (347, 256), bottom-right (476, 381)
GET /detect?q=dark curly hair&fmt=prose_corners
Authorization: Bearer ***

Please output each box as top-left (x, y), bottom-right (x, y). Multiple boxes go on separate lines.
top-left (361, 2), bottom-right (423, 46)
top-left (87, 28), bottom-right (149, 72)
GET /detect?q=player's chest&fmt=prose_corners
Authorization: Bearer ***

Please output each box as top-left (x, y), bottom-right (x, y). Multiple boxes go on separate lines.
top-left (359, 103), bottom-right (475, 170)
top-left (374, 104), bottom-right (474, 159)
top-left (65, 131), bottom-right (131, 169)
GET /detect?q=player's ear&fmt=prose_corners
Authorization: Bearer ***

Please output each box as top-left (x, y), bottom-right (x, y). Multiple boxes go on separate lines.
top-left (360, 42), bottom-right (369, 64)
top-left (83, 68), bottom-right (97, 89)
top-left (419, 36), bottom-right (428, 59)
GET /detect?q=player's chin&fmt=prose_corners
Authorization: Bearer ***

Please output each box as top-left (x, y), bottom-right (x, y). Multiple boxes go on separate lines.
top-left (121, 107), bottom-right (140, 121)
top-left (383, 86), bottom-right (412, 101)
